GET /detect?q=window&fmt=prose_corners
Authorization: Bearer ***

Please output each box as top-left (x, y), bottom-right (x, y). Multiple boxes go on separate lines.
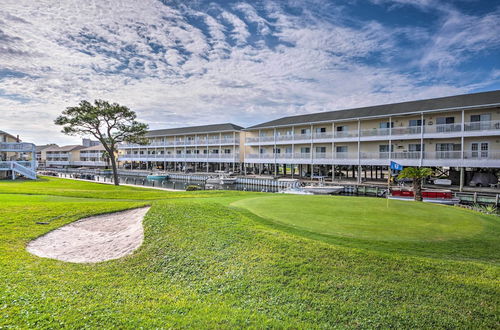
top-left (315, 127), bottom-right (326, 133)
top-left (379, 145), bottom-right (393, 153)
top-left (471, 142), bottom-right (489, 158)
top-left (336, 146), bottom-right (347, 153)
top-left (186, 150), bottom-right (191, 154)
top-left (212, 149), bottom-right (219, 154)
top-left (176, 150), bottom-right (182, 154)
top-left (436, 143), bottom-right (460, 159)
top-left (259, 148), bottom-right (266, 154)
top-left (409, 119), bottom-right (424, 126)
top-left (224, 149), bottom-right (231, 154)
top-left (408, 144), bottom-right (423, 152)
top-left (300, 128), bottom-right (311, 135)
top-left (273, 148), bottom-right (281, 154)
top-left (436, 117), bottom-right (456, 132)
top-left (379, 122), bottom-right (394, 129)
top-left (436, 117), bottom-right (455, 125)
top-left (470, 114), bottom-right (491, 122)
top-left (300, 147), bottom-right (310, 154)
top-left (315, 147), bottom-right (326, 153)
top-left (285, 147), bottom-right (293, 154)
top-left (259, 131), bottom-right (267, 137)
top-left (285, 130), bottom-right (293, 136)
top-left (336, 126), bottom-right (347, 132)
top-left (203, 150), bottom-right (208, 154)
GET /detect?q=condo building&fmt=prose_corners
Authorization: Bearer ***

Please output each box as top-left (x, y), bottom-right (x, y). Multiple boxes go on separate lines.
top-left (243, 90), bottom-right (500, 180)
top-left (118, 123), bottom-right (244, 172)
top-left (0, 130), bottom-right (37, 180)
top-left (42, 145), bottom-right (86, 167)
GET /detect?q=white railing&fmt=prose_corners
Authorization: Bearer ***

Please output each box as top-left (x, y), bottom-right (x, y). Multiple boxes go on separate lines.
top-left (464, 120), bottom-right (500, 132)
top-left (0, 161), bottom-right (36, 179)
top-left (46, 153), bottom-right (70, 158)
top-left (334, 131), bottom-right (358, 138)
top-left (425, 123), bottom-right (462, 134)
top-left (79, 152), bottom-right (103, 158)
top-left (0, 142), bottom-right (35, 152)
top-left (121, 138), bottom-right (238, 148)
top-left (245, 150), bottom-right (500, 162)
top-left (119, 153), bottom-right (239, 161)
top-left (360, 128), bottom-right (391, 137)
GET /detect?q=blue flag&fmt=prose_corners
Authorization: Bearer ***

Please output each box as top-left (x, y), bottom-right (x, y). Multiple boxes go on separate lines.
top-left (390, 161), bottom-right (403, 171)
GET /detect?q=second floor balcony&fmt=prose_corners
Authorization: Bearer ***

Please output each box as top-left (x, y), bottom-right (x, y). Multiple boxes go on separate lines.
top-left (245, 120), bottom-right (500, 144)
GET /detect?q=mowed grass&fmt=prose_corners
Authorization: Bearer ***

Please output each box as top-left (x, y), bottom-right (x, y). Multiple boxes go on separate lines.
top-left (232, 195), bottom-right (500, 262)
top-left (0, 177), bottom-right (499, 328)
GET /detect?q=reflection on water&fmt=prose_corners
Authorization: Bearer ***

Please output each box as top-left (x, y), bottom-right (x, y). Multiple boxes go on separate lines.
top-left (118, 176), bottom-right (280, 192)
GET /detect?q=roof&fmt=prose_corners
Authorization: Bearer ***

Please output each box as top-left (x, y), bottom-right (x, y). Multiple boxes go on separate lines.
top-left (146, 123), bottom-right (244, 137)
top-left (36, 144), bottom-right (58, 152)
top-left (246, 90), bottom-right (500, 130)
top-left (80, 144), bottom-right (106, 151)
top-left (44, 145), bottom-right (85, 152)
top-left (0, 130), bottom-right (19, 141)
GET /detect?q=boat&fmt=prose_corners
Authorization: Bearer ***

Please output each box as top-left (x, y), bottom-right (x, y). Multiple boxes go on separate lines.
top-left (278, 187), bottom-right (313, 195)
top-left (206, 174), bottom-right (237, 185)
top-left (388, 188), bottom-right (460, 205)
top-left (302, 185), bottom-right (345, 195)
top-left (146, 174), bottom-right (169, 181)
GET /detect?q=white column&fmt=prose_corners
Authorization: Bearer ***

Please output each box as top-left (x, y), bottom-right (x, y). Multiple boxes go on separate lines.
top-left (461, 110), bottom-right (465, 160)
top-left (420, 112), bottom-right (424, 167)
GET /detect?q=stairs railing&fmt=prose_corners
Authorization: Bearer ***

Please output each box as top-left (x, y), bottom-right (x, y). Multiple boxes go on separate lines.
top-left (2, 161), bottom-right (37, 179)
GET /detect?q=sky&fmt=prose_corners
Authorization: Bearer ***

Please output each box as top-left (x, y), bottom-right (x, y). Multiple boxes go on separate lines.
top-left (1, 0), bottom-right (499, 145)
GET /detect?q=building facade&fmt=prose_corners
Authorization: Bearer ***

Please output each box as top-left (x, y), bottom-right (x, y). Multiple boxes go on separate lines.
top-left (78, 144), bottom-right (108, 167)
top-left (243, 90), bottom-right (500, 181)
top-left (0, 130), bottom-right (37, 180)
top-left (42, 145), bottom-right (86, 168)
top-left (118, 123), bottom-right (244, 172)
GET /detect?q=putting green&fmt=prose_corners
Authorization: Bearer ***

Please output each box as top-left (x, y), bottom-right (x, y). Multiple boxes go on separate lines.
top-left (232, 195), bottom-right (485, 242)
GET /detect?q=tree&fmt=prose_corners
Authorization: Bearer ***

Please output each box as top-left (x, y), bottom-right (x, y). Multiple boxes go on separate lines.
top-left (55, 100), bottom-right (148, 185)
top-left (397, 167), bottom-right (433, 201)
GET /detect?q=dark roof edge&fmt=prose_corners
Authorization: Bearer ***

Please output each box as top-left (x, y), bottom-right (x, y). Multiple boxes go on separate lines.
top-left (245, 90), bottom-right (500, 130)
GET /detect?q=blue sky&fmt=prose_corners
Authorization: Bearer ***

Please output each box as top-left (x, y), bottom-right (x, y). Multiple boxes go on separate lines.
top-left (0, 0), bottom-right (499, 144)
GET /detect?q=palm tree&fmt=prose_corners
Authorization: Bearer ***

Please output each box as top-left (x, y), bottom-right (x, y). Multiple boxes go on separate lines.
top-left (397, 167), bottom-right (433, 201)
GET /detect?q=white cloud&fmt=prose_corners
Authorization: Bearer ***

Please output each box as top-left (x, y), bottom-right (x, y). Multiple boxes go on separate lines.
top-left (0, 0), bottom-right (497, 145)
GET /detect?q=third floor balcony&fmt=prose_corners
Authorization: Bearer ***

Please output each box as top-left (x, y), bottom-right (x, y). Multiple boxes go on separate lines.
top-left (245, 120), bottom-right (500, 144)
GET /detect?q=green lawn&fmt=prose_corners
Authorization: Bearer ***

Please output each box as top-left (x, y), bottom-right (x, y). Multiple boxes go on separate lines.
top-left (0, 177), bottom-right (499, 328)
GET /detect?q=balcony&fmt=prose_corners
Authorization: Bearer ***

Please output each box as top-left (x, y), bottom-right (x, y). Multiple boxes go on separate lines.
top-left (120, 138), bottom-right (238, 148)
top-left (244, 150), bottom-right (500, 167)
top-left (118, 153), bottom-right (240, 162)
top-left (0, 142), bottom-right (35, 152)
top-left (247, 120), bottom-right (500, 145)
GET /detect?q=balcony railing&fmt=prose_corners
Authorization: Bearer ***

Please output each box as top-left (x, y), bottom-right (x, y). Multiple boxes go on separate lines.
top-left (119, 153), bottom-right (239, 160)
top-left (245, 151), bottom-right (500, 161)
top-left (246, 121), bottom-right (500, 144)
top-left (0, 142), bottom-right (35, 152)
top-left (464, 120), bottom-right (500, 132)
top-left (121, 138), bottom-right (238, 148)
top-left (0, 161), bottom-right (34, 169)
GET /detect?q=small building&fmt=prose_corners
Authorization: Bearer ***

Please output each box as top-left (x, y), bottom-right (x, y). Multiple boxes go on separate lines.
top-left (36, 144), bottom-right (58, 167)
top-left (77, 144), bottom-right (109, 167)
top-left (118, 123), bottom-right (244, 172)
top-left (42, 145), bottom-right (86, 168)
top-left (0, 130), bottom-right (37, 180)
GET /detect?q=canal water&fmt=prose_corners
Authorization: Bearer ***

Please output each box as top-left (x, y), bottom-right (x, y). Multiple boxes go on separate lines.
top-left (62, 173), bottom-right (281, 193)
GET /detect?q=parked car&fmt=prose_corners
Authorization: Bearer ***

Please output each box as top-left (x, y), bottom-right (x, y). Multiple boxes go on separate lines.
top-left (469, 172), bottom-right (498, 187)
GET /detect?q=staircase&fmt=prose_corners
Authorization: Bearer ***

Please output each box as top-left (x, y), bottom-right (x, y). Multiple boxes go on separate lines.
top-left (3, 161), bottom-right (37, 180)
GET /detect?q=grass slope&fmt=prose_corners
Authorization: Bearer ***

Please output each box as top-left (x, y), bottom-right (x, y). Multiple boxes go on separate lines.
top-left (0, 178), bottom-right (498, 328)
top-left (232, 194), bottom-right (500, 262)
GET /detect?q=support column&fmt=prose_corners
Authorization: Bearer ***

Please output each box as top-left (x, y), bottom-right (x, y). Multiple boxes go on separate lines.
top-left (459, 167), bottom-right (464, 192)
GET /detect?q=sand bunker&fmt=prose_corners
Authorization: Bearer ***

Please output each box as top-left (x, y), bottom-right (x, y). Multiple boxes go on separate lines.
top-left (27, 207), bottom-right (150, 263)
